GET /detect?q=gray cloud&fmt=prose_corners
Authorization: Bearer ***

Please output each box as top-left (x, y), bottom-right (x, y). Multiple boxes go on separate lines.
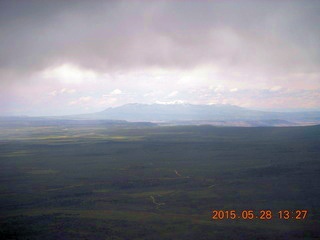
top-left (1, 0), bottom-right (320, 78)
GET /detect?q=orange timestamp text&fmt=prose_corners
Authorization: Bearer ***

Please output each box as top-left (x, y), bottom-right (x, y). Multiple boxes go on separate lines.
top-left (212, 210), bottom-right (308, 220)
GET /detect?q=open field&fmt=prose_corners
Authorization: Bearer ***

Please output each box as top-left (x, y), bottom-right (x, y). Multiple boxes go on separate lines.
top-left (0, 123), bottom-right (320, 239)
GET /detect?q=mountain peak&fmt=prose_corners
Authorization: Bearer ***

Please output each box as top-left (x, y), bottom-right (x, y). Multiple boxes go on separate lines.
top-left (89, 103), bottom-right (320, 123)
top-left (98, 103), bottom-right (249, 121)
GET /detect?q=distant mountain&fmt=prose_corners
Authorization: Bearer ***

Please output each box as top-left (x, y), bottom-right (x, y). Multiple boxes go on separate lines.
top-left (5, 104), bottom-right (319, 127)
top-left (70, 103), bottom-right (320, 125)
top-left (98, 103), bottom-right (247, 121)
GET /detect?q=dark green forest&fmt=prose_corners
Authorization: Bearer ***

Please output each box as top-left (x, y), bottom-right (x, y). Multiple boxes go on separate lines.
top-left (1, 123), bottom-right (319, 239)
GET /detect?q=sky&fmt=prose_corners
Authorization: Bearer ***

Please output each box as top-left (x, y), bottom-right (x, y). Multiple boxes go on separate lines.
top-left (1, 0), bottom-right (320, 116)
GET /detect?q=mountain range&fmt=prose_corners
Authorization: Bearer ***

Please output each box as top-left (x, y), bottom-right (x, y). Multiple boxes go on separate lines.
top-left (64, 103), bottom-right (320, 126)
top-left (2, 103), bottom-right (320, 127)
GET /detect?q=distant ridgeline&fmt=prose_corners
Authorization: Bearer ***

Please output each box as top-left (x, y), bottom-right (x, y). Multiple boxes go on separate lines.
top-left (1, 104), bottom-right (320, 127)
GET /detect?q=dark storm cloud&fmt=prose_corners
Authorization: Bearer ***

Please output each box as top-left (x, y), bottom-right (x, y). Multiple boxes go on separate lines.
top-left (1, 0), bottom-right (320, 78)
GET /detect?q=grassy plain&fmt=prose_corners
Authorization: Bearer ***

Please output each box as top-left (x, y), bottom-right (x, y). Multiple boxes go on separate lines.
top-left (0, 123), bottom-right (319, 239)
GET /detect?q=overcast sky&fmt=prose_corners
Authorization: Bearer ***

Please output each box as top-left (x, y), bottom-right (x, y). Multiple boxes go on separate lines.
top-left (1, 0), bottom-right (320, 116)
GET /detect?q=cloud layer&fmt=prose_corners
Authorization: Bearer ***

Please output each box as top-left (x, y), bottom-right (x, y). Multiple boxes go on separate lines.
top-left (1, 0), bottom-right (319, 115)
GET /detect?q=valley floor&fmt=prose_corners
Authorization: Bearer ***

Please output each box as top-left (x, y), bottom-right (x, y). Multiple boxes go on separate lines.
top-left (0, 124), bottom-right (319, 239)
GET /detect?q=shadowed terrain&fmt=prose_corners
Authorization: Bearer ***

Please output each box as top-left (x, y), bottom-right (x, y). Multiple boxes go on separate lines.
top-left (0, 122), bottom-right (319, 239)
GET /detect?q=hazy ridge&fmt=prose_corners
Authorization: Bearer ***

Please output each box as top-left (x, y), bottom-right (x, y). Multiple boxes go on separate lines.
top-left (2, 103), bottom-right (320, 127)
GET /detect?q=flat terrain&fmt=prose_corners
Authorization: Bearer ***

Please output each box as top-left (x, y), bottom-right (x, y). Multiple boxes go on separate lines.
top-left (0, 123), bottom-right (319, 239)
